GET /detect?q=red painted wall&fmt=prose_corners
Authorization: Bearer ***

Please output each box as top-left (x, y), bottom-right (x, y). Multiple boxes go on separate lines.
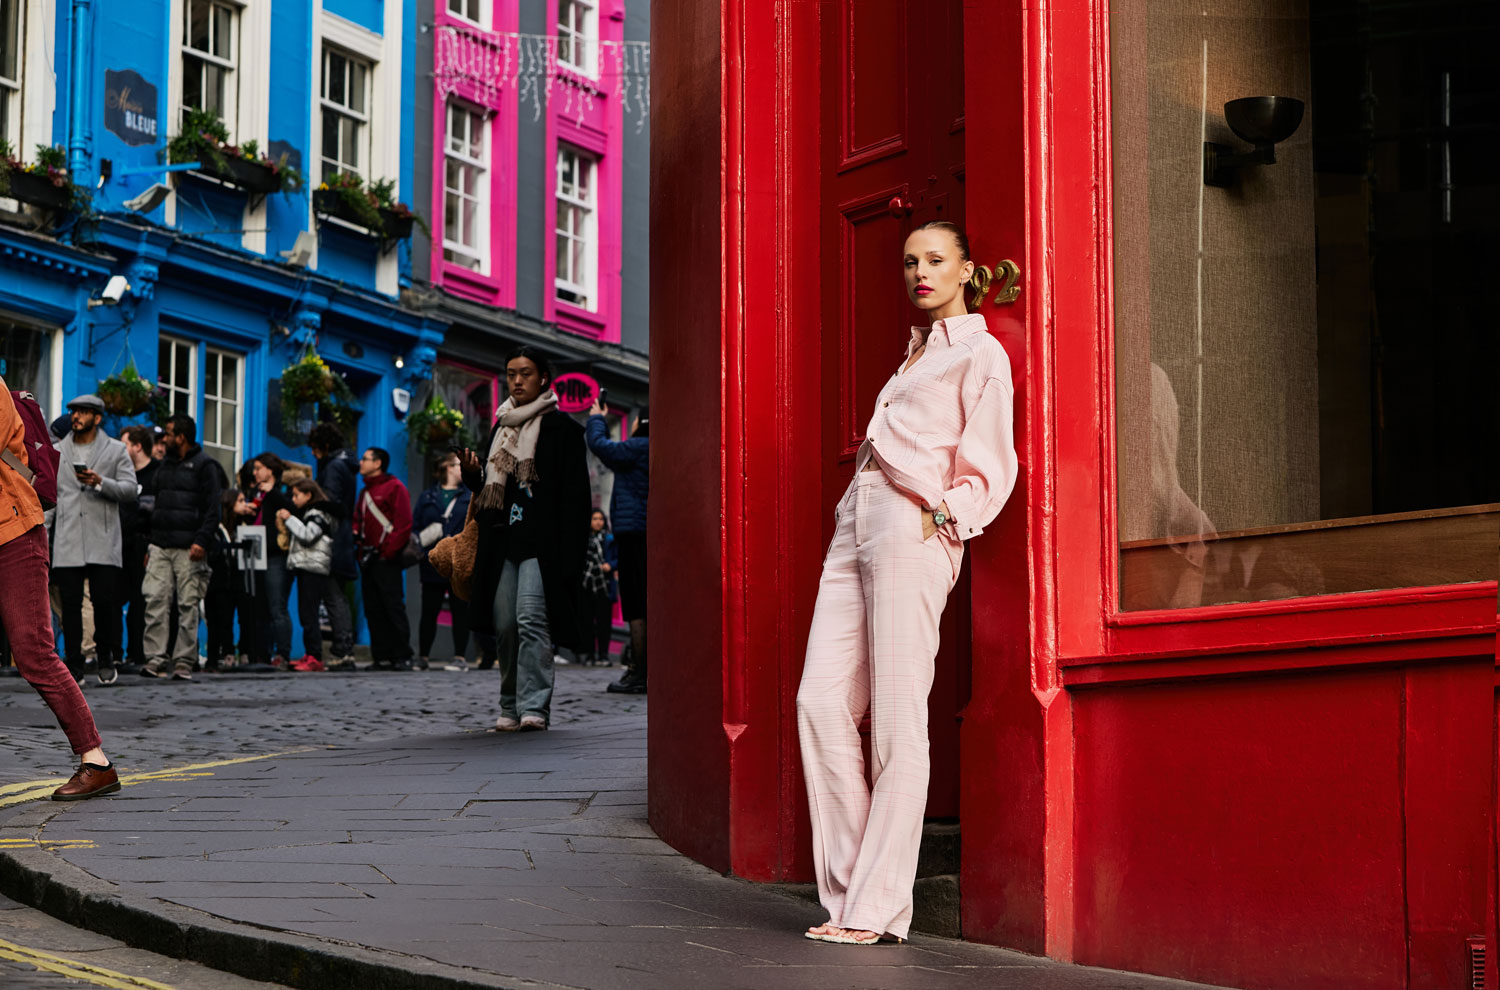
top-left (646, 0), bottom-right (730, 872)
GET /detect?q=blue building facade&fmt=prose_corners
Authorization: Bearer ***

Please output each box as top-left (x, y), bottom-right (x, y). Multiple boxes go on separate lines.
top-left (0, 0), bottom-right (443, 649)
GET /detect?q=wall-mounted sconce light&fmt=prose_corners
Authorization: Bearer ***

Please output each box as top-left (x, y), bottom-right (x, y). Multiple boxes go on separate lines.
top-left (394, 355), bottom-right (405, 370)
top-left (1203, 97), bottom-right (1305, 188)
top-left (123, 183), bottom-right (172, 214)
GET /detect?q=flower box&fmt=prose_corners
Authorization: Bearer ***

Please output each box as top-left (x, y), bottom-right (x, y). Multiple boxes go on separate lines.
top-left (314, 190), bottom-right (417, 242)
top-left (379, 207), bottom-right (415, 241)
top-left (5, 169), bottom-right (72, 211)
top-left (190, 155), bottom-right (281, 195)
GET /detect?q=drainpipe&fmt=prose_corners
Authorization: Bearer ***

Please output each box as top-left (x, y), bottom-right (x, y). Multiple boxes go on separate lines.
top-left (67, 0), bottom-right (92, 184)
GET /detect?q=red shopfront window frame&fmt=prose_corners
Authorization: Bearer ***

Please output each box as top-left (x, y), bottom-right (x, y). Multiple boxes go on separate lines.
top-left (1016, 1), bottom-right (1496, 690)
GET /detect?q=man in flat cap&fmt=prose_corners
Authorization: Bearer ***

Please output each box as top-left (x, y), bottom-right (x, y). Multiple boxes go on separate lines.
top-left (51, 394), bottom-right (136, 685)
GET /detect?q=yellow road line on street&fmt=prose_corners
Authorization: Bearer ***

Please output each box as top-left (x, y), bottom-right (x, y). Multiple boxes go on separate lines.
top-left (0, 937), bottom-right (176, 989)
top-left (0, 749), bottom-right (316, 811)
top-left (0, 778), bottom-right (69, 797)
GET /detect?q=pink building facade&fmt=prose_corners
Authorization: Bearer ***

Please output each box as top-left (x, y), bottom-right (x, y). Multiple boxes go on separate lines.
top-left (407, 0), bottom-right (649, 660)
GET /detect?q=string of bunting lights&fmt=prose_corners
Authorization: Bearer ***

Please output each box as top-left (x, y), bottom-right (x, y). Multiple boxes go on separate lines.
top-left (430, 24), bottom-right (651, 131)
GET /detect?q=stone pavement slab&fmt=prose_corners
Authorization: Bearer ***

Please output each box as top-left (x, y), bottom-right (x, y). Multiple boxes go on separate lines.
top-left (0, 710), bottom-right (1230, 990)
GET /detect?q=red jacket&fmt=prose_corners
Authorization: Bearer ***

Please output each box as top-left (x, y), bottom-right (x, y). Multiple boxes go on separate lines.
top-left (354, 471), bottom-right (412, 561)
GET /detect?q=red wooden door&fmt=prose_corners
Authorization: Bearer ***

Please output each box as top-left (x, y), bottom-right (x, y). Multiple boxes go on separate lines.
top-left (818, 0), bottom-right (968, 818)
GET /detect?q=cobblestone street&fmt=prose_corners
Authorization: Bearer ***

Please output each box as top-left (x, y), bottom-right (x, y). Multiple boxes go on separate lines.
top-left (0, 664), bottom-right (639, 787)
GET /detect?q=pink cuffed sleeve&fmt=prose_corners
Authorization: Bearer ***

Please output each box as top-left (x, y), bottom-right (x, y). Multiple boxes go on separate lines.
top-left (940, 375), bottom-right (1017, 541)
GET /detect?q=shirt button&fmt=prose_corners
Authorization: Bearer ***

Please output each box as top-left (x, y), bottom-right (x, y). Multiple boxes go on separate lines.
top-left (882, 402), bottom-right (889, 407)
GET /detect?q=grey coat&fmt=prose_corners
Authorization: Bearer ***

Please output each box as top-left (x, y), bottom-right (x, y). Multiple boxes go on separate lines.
top-left (52, 432), bottom-right (137, 568)
top-left (283, 507), bottom-right (335, 576)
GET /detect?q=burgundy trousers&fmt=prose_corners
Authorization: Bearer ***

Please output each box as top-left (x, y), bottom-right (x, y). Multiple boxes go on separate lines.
top-left (0, 526), bottom-right (102, 754)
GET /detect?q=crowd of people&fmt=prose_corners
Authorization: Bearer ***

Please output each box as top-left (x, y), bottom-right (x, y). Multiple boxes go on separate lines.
top-left (1, 344), bottom-right (650, 749)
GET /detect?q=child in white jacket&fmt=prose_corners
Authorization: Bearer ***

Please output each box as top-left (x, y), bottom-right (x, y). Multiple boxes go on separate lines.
top-left (276, 479), bottom-right (339, 672)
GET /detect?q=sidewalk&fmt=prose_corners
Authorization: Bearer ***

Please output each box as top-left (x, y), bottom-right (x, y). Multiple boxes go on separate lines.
top-left (0, 702), bottom-right (1226, 990)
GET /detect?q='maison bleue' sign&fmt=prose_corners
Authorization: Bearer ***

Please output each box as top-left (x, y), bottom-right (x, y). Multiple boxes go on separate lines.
top-left (105, 69), bottom-right (158, 146)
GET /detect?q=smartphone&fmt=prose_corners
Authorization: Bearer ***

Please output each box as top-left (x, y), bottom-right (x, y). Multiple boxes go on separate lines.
top-left (597, 387), bottom-right (607, 407)
top-left (72, 463), bottom-right (88, 474)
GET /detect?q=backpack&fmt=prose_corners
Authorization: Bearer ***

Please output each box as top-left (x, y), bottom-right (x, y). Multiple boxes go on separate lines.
top-left (0, 390), bottom-right (59, 509)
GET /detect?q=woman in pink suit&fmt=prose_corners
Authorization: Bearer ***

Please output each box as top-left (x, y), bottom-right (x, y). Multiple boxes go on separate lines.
top-left (798, 221), bottom-right (1019, 945)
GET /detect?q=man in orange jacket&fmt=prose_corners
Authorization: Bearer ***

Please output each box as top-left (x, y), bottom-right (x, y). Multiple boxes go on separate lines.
top-left (0, 379), bottom-right (118, 800)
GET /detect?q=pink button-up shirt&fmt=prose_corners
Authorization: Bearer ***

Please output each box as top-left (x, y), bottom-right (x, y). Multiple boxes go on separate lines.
top-left (859, 313), bottom-right (1018, 541)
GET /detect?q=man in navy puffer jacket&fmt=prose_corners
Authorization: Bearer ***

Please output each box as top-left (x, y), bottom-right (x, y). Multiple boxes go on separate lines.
top-left (585, 401), bottom-right (648, 694)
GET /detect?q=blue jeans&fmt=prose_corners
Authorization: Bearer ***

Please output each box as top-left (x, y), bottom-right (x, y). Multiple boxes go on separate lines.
top-left (493, 558), bottom-right (553, 721)
top-left (264, 556), bottom-right (294, 659)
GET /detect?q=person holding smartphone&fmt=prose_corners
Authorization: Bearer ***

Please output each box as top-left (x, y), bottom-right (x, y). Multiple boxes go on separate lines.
top-left (50, 394), bottom-right (137, 686)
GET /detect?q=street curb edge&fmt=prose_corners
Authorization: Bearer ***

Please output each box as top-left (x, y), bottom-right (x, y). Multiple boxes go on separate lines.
top-left (0, 833), bottom-right (559, 990)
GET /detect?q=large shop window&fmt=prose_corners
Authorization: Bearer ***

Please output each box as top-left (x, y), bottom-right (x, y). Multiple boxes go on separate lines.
top-left (443, 102), bottom-right (488, 272)
top-left (0, 318), bottom-right (49, 406)
top-left (157, 337), bottom-right (197, 418)
top-left (554, 145), bottom-right (596, 310)
top-left (0, 0), bottom-right (22, 147)
top-left (557, 0), bottom-right (597, 77)
top-left (321, 47), bottom-right (370, 184)
top-left (182, 0), bottom-right (238, 125)
top-left (431, 361), bottom-right (496, 454)
top-left (1110, 0), bottom-right (1498, 612)
top-left (202, 348), bottom-right (242, 481)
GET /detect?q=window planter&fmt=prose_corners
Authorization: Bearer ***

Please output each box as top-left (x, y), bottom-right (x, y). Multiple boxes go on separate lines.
top-left (313, 189), bottom-right (416, 242)
top-left (189, 156), bottom-right (281, 196)
top-left (3, 169), bottom-right (74, 212)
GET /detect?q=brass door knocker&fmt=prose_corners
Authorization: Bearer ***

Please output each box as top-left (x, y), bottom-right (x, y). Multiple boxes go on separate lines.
top-left (968, 259), bottom-right (1022, 307)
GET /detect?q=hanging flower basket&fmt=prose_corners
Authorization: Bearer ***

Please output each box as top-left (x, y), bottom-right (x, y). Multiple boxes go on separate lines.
top-left (97, 363), bottom-right (156, 416)
top-left (278, 348), bottom-right (356, 435)
top-left (404, 395), bottom-right (465, 455)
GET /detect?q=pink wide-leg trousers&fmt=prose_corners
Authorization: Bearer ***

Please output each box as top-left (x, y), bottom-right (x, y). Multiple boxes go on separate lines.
top-left (796, 467), bottom-right (962, 939)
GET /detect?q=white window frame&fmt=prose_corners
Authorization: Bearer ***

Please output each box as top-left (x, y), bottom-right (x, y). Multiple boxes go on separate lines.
top-left (557, 0), bottom-right (598, 78)
top-left (312, 9), bottom-right (399, 294)
top-left (555, 144), bottom-right (597, 310)
top-left (157, 336), bottom-right (198, 420)
top-left (443, 100), bottom-right (489, 273)
top-left (446, 0), bottom-right (487, 29)
top-left (201, 347), bottom-right (243, 477)
top-left (180, 0), bottom-right (240, 131)
top-left (319, 45), bottom-right (372, 184)
top-left (0, 0), bottom-right (22, 151)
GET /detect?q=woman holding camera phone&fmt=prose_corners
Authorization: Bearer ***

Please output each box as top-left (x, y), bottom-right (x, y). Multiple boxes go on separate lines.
top-left (797, 221), bottom-right (1018, 945)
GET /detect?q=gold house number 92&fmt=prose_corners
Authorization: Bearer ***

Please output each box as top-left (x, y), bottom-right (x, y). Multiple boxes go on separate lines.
top-left (967, 260), bottom-right (1022, 308)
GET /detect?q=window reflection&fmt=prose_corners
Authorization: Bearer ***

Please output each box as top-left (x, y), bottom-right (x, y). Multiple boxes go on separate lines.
top-left (1112, 0), bottom-right (1498, 611)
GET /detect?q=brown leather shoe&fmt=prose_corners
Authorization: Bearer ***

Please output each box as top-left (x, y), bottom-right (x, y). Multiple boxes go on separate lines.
top-left (51, 763), bottom-right (121, 801)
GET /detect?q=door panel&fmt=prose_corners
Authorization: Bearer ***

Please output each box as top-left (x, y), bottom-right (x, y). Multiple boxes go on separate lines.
top-left (820, 0), bottom-right (967, 818)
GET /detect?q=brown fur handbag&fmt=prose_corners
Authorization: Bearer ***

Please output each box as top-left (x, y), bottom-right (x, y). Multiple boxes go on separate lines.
top-left (428, 495), bottom-right (479, 601)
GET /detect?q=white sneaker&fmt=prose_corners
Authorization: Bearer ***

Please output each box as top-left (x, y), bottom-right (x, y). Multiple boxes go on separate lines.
top-left (519, 715), bottom-right (547, 732)
top-left (553, 653), bottom-right (571, 666)
top-left (443, 657), bottom-right (469, 671)
top-left (494, 715), bottom-right (521, 732)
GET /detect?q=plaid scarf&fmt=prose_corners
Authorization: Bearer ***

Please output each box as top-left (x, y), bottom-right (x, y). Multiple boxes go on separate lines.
top-left (583, 529), bottom-right (609, 596)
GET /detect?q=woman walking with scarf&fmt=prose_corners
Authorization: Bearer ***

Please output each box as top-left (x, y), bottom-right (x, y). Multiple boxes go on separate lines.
top-left (457, 346), bottom-right (590, 730)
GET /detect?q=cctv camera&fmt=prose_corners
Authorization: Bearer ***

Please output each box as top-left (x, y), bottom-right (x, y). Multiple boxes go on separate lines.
top-left (101, 275), bottom-right (130, 304)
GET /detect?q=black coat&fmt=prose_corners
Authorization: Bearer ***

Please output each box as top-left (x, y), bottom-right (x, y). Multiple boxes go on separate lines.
top-left (316, 448), bottom-right (359, 580)
top-left (144, 443), bottom-right (222, 550)
top-left (463, 411), bottom-right (590, 648)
